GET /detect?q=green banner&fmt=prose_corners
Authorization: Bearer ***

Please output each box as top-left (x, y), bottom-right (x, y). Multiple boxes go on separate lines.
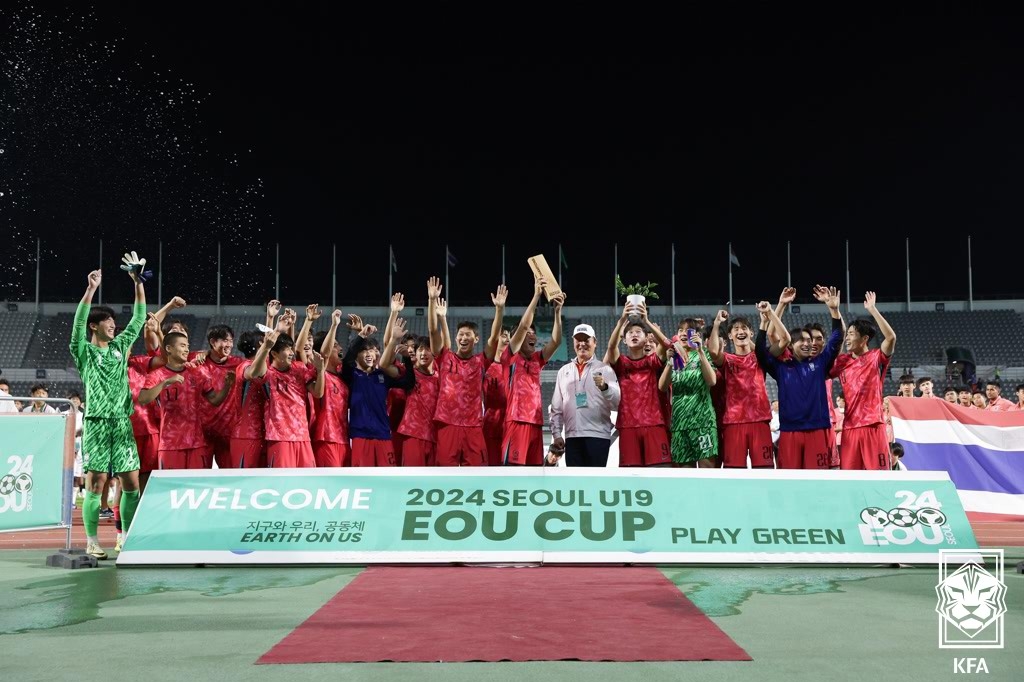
top-left (119, 470), bottom-right (978, 565)
top-left (0, 415), bottom-right (68, 532)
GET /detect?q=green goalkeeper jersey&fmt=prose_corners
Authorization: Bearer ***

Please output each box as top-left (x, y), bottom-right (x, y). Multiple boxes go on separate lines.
top-left (69, 301), bottom-right (146, 419)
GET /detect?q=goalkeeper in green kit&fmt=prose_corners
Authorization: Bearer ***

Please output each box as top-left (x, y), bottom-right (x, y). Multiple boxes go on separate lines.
top-left (70, 252), bottom-right (149, 559)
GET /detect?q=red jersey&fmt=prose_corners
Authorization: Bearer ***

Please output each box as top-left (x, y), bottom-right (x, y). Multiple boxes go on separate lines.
top-left (434, 347), bottom-right (492, 427)
top-left (128, 355), bottom-right (160, 436)
top-left (502, 346), bottom-right (547, 425)
top-left (198, 355), bottom-right (245, 436)
top-left (145, 366), bottom-right (216, 450)
top-left (311, 371), bottom-right (350, 444)
top-left (252, 363), bottom-right (317, 442)
top-left (231, 360), bottom-right (265, 440)
top-left (720, 352), bottom-right (772, 425)
top-left (399, 368), bottom-right (441, 442)
top-left (613, 353), bottom-right (666, 428)
top-left (830, 349), bottom-right (891, 428)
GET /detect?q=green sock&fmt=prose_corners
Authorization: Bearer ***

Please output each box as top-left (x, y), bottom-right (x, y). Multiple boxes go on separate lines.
top-left (83, 491), bottom-right (100, 538)
top-left (120, 490), bottom-right (141, 533)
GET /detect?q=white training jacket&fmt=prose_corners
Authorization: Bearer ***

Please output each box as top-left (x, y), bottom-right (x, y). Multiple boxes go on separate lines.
top-left (549, 355), bottom-right (621, 440)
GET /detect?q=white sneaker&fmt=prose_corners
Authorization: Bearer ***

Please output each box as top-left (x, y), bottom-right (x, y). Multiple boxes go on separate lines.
top-left (86, 542), bottom-right (108, 560)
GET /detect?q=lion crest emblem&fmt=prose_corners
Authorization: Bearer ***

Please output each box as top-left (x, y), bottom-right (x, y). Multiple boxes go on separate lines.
top-left (935, 562), bottom-right (1007, 637)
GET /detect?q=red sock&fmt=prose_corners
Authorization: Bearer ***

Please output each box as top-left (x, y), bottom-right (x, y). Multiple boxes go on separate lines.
top-left (113, 505), bottom-right (122, 532)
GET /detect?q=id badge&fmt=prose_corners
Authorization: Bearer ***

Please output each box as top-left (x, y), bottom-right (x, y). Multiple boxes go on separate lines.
top-left (575, 392), bottom-right (588, 408)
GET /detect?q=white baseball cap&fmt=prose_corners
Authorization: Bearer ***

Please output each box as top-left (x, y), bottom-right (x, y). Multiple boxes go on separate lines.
top-left (573, 323), bottom-right (596, 339)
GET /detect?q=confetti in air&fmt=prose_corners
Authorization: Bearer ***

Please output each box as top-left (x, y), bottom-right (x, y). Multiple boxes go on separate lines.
top-left (0, 6), bottom-right (270, 301)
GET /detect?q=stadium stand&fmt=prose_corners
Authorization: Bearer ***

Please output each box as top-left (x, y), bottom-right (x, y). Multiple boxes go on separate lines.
top-left (0, 312), bottom-right (37, 368)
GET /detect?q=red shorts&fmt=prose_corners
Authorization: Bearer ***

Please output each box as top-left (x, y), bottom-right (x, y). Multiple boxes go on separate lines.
top-left (351, 438), bottom-right (396, 467)
top-left (391, 433), bottom-right (406, 467)
top-left (501, 422), bottom-right (544, 466)
top-left (229, 438), bottom-right (266, 468)
top-left (840, 424), bottom-right (890, 471)
top-left (313, 441), bottom-right (351, 467)
top-left (484, 417), bottom-right (505, 466)
top-left (207, 433), bottom-right (232, 469)
top-left (777, 429), bottom-right (832, 470)
top-left (826, 427), bottom-right (839, 467)
top-left (721, 422), bottom-right (774, 468)
top-left (435, 424), bottom-right (487, 466)
top-left (159, 447), bottom-right (210, 470)
top-left (618, 426), bottom-right (672, 467)
top-left (266, 441), bottom-right (315, 468)
top-left (400, 437), bottom-right (436, 467)
top-left (135, 433), bottom-right (159, 472)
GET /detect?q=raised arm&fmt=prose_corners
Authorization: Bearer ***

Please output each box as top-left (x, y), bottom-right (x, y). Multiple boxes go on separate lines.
top-left (864, 291), bottom-right (896, 357)
top-left (659, 345), bottom-right (676, 392)
top-left (768, 287), bottom-right (795, 347)
top-left (146, 296), bottom-right (184, 352)
top-left (138, 374), bottom-right (183, 405)
top-left (265, 299), bottom-right (281, 330)
top-left (542, 293), bottom-right (565, 362)
top-left (763, 301), bottom-right (790, 357)
top-left (707, 309), bottom-right (728, 367)
top-left (485, 284), bottom-right (508, 361)
top-left (383, 293), bottom-right (405, 349)
top-left (604, 303), bottom-right (631, 365)
top-left (694, 336), bottom-right (717, 387)
top-left (638, 303), bottom-right (670, 360)
top-left (204, 370), bottom-right (237, 406)
top-left (295, 304), bottom-right (320, 363)
top-left (307, 351), bottom-right (326, 399)
top-left (320, 309), bottom-right (342, 362)
top-left (72, 270), bottom-right (102, 352)
top-left (436, 298), bottom-right (451, 352)
top-left (427, 276), bottom-right (447, 356)
top-left (511, 277), bottom-right (544, 354)
top-left (245, 330), bottom-right (279, 380)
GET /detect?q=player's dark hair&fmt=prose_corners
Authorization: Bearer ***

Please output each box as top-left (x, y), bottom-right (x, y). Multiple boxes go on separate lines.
top-left (916, 376), bottom-right (933, 388)
top-left (237, 330), bottom-right (263, 359)
top-left (30, 383), bottom-right (47, 394)
top-left (985, 378), bottom-right (1002, 390)
top-left (849, 319), bottom-right (877, 341)
top-left (66, 390), bottom-right (82, 400)
top-left (805, 322), bottom-right (825, 338)
top-left (162, 317), bottom-right (189, 336)
top-left (624, 321), bottom-right (647, 335)
top-left (270, 334), bottom-right (294, 357)
top-left (1016, 384), bottom-right (1024, 394)
top-left (943, 386), bottom-right (956, 395)
top-left (163, 331), bottom-right (188, 351)
top-left (414, 335), bottom-right (432, 351)
top-left (898, 374), bottom-right (915, 385)
top-left (678, 317), bottom-right (704, 332)
top-left (87, 306), bottom-right (116, 328)
top-left (890, 442), bottom-right (904, 457)
top-left (360, 338), bottom-right (381, 351)
top-left (726, 316), bottom-right (752, 334)
top-left (457, 321), bottom-right (479, 334)
top-left (400, 331), bottom-right (417, 345)
top-left (207, 324), bottom-right (234, 343)
top-left (500, 325), bottom-right (512, 335)
top-left (0, 377), bottom-right (9, 390)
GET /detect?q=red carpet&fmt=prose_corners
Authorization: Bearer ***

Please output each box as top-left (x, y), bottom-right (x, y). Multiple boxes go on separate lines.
top-left (259, 566), bottom-right (750, 663)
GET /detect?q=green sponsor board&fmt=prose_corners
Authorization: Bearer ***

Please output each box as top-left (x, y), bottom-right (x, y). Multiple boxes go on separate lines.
top-left (118, 469), bottom-right (978, 565)
top-left (0, 415), bottom-right (68, 532)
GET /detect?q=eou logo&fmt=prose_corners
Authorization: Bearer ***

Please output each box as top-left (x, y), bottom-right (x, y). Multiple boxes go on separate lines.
top-left (858, 489), bottom-right (955, 547)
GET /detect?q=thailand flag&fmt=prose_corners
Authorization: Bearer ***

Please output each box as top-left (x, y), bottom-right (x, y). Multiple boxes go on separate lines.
top-left (889, 397), bottom-right (1024, 521)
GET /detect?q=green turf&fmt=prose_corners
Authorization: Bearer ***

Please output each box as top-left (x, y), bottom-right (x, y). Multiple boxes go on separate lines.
top-left (2, 551), bottom-right (1022, 682)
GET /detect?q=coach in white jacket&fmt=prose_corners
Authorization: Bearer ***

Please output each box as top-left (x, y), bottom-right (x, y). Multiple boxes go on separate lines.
top-left (548, 323), bottom-right (621, 466)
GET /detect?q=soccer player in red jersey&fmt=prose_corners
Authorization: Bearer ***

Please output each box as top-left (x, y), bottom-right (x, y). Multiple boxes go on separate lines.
top-left (398, 336), bottom-right (441, 466)
top-left (605, 301), bottom-right (672, 467)
top-left (139, 332), bottom-right (236, 470)
top-left (808, 321), bottom-right (843, 468)
top-left (247, 331), bottom-right (326, 468)
top-left (311, 310), bottom-right (352, 467)
top-left (708, 308), bottom-right (773, 468)
top-left (128, 354), bottom-right (161, 486)
top-left (197, 324), bottom-right (244, 467)
top-left (829, 291), bottom-right (897, 470)
top-left (228, 329), bottom-right (271, 468)
top-left (483, 327), bottom-right (510, 465)
top-left (501, 276), bottom-right (565, 466)
top-left (427, 276), bottom-right (506, 466)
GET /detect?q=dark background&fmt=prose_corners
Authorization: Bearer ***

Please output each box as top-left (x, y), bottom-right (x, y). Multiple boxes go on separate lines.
top-left (2, 5), bottom-right (1022, 307)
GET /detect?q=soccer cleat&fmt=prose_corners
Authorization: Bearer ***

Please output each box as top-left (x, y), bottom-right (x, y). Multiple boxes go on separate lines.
top-left (86, 542), bottom-right (108, 560)
top-left (98, 508), bottom-right (114, 520)
top-left (114, 534), bottom-right (124, 553)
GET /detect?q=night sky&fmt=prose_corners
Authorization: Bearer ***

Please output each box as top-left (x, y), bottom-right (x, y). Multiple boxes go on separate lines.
top-left (2, 5), bottom-right (1022, 308)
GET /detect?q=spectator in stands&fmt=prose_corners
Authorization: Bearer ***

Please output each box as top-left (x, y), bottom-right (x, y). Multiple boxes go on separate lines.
top-left (916, 377), bottom-right (937, 399)
top-left (1015, 384), bottom-right (1024, 411)
top-left (548, 323), bottom-right (621, 466)
top-left (896, 374), bottom-right (916, 397)
top-left (0, 375), bottom-right (16, 414)
top-left (984, 379), bottom-right (1016, 411)
top-left (943, 387), bottom-right (958, 404)
top-left (13, 400), bottom-right (24, 412)
top-left (971, 389), bottom-right (987, 409)
top-left (958, 388), bottom-right (973, 408)
top-left (23, 383), bottom-right (58, 414)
